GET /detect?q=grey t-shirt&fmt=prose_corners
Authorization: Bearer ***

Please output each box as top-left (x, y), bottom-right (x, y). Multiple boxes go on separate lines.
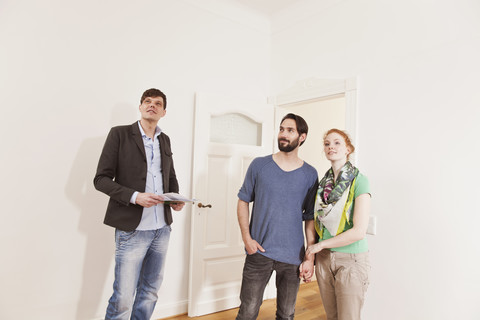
top-left (238, 155), bottom-right (318, 265)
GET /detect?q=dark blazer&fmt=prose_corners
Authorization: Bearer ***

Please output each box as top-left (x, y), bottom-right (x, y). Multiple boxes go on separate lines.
top-left (94, 122), bottom-right (179, 231)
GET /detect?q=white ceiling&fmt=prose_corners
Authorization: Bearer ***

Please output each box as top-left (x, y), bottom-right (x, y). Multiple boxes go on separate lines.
top-left (234, 0), bottom-right (301, 16)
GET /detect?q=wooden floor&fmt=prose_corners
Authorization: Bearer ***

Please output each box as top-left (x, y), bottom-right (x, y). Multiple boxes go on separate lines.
top-left (160, 282), bottom-right (326, 320)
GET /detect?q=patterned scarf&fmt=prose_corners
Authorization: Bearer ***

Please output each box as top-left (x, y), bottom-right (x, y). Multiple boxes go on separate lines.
top-left (314, 161), bottom-right (359, 237)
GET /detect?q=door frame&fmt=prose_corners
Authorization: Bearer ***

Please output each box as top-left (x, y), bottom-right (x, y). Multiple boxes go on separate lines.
top-left (271, 77), bottom-right (358, 163)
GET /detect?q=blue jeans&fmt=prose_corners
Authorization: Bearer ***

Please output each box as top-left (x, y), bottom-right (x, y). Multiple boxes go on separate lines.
top-left (105, 226), bottom-right (171, 320)
top-left (236, 253), bottom-right (300, 320)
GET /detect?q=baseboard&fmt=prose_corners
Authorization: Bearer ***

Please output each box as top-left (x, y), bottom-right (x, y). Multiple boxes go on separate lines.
top-left (189, 295), bottom-right (240, 317)
top-left (152, 299), bottom-right (188, 319)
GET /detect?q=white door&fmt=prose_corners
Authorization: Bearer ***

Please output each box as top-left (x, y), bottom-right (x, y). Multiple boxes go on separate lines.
top-left (188, 92), bottom-right (274, 317)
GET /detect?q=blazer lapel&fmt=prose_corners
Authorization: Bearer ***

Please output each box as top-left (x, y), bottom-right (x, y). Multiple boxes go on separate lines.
top-left (158, 133), bottom-right (170, 187)
top-left (159, 133), bottom-right (166, 178)
top-left (131, 122), bottom-right (146, 158)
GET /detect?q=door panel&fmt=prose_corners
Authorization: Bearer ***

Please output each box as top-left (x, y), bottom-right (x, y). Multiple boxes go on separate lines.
top-left (188, 92), bottom-right (273, 316)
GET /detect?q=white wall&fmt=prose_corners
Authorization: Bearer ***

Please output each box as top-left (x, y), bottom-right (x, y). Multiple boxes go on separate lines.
top-left (0, 0), bottom-right (270, 319)
top-left (3, 0), bottom-right (479, 319)
top-left (271, 0), bottom-right (480, 319)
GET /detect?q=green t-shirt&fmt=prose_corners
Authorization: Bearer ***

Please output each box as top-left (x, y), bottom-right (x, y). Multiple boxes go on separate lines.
top-left (320, 173), bottom-right (370, 253)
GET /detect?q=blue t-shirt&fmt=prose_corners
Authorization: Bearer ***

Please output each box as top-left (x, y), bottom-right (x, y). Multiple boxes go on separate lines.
top-left (238, 155), bottom-right (318, 265)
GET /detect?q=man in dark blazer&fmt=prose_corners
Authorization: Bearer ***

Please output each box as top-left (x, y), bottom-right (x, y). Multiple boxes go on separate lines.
top-left (94, 88), bottom-right (184, 320)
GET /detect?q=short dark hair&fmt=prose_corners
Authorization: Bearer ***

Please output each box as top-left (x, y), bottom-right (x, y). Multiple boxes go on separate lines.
top-left (140, 88), bottom-right (167, 109)
top-left (280, 113), bottom-right (308, 146)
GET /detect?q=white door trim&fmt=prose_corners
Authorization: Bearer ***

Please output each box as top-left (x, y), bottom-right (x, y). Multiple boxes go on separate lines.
top-left (272, 77), bottom-right (358, 164)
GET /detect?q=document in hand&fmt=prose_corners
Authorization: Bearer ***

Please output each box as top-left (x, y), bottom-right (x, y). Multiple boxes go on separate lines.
top-left (161, 192), bottom-right (197, 203)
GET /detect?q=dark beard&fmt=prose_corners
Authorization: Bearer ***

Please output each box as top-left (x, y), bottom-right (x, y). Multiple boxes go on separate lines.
top-left (278, 137), bottom-right (300, 152)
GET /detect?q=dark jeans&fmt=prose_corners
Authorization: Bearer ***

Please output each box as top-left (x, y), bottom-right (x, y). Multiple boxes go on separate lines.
top-left (236, 253), bottom-right (300, 320)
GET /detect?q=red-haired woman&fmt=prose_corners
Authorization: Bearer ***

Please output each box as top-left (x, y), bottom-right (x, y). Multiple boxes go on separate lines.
top-left (302, 128), bottom-right (371, 320)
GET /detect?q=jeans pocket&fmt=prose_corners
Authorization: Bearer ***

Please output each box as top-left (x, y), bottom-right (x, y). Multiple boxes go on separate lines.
top-left (116, 230), bottom-right (138, 246)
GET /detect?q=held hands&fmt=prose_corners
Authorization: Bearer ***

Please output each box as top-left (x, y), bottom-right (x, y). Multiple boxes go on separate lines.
top-left (136, 193), bottom-right (164, 208)
top-left (300, 243), bottom-right (325, 282)
top-left (305, 242), bottom-right (324, 260)
top-left (299, 259), bottom-right (314, 283)
top-left (300, 245), bottom-right (316, 283)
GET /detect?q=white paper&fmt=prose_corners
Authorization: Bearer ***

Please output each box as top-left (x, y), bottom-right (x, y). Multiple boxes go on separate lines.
top-left (160, 192), bottom-right (197, 203)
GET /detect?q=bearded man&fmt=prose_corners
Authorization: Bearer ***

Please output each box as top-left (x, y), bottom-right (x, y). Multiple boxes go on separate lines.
top-left (235, 113), bottom-right (319, 320)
